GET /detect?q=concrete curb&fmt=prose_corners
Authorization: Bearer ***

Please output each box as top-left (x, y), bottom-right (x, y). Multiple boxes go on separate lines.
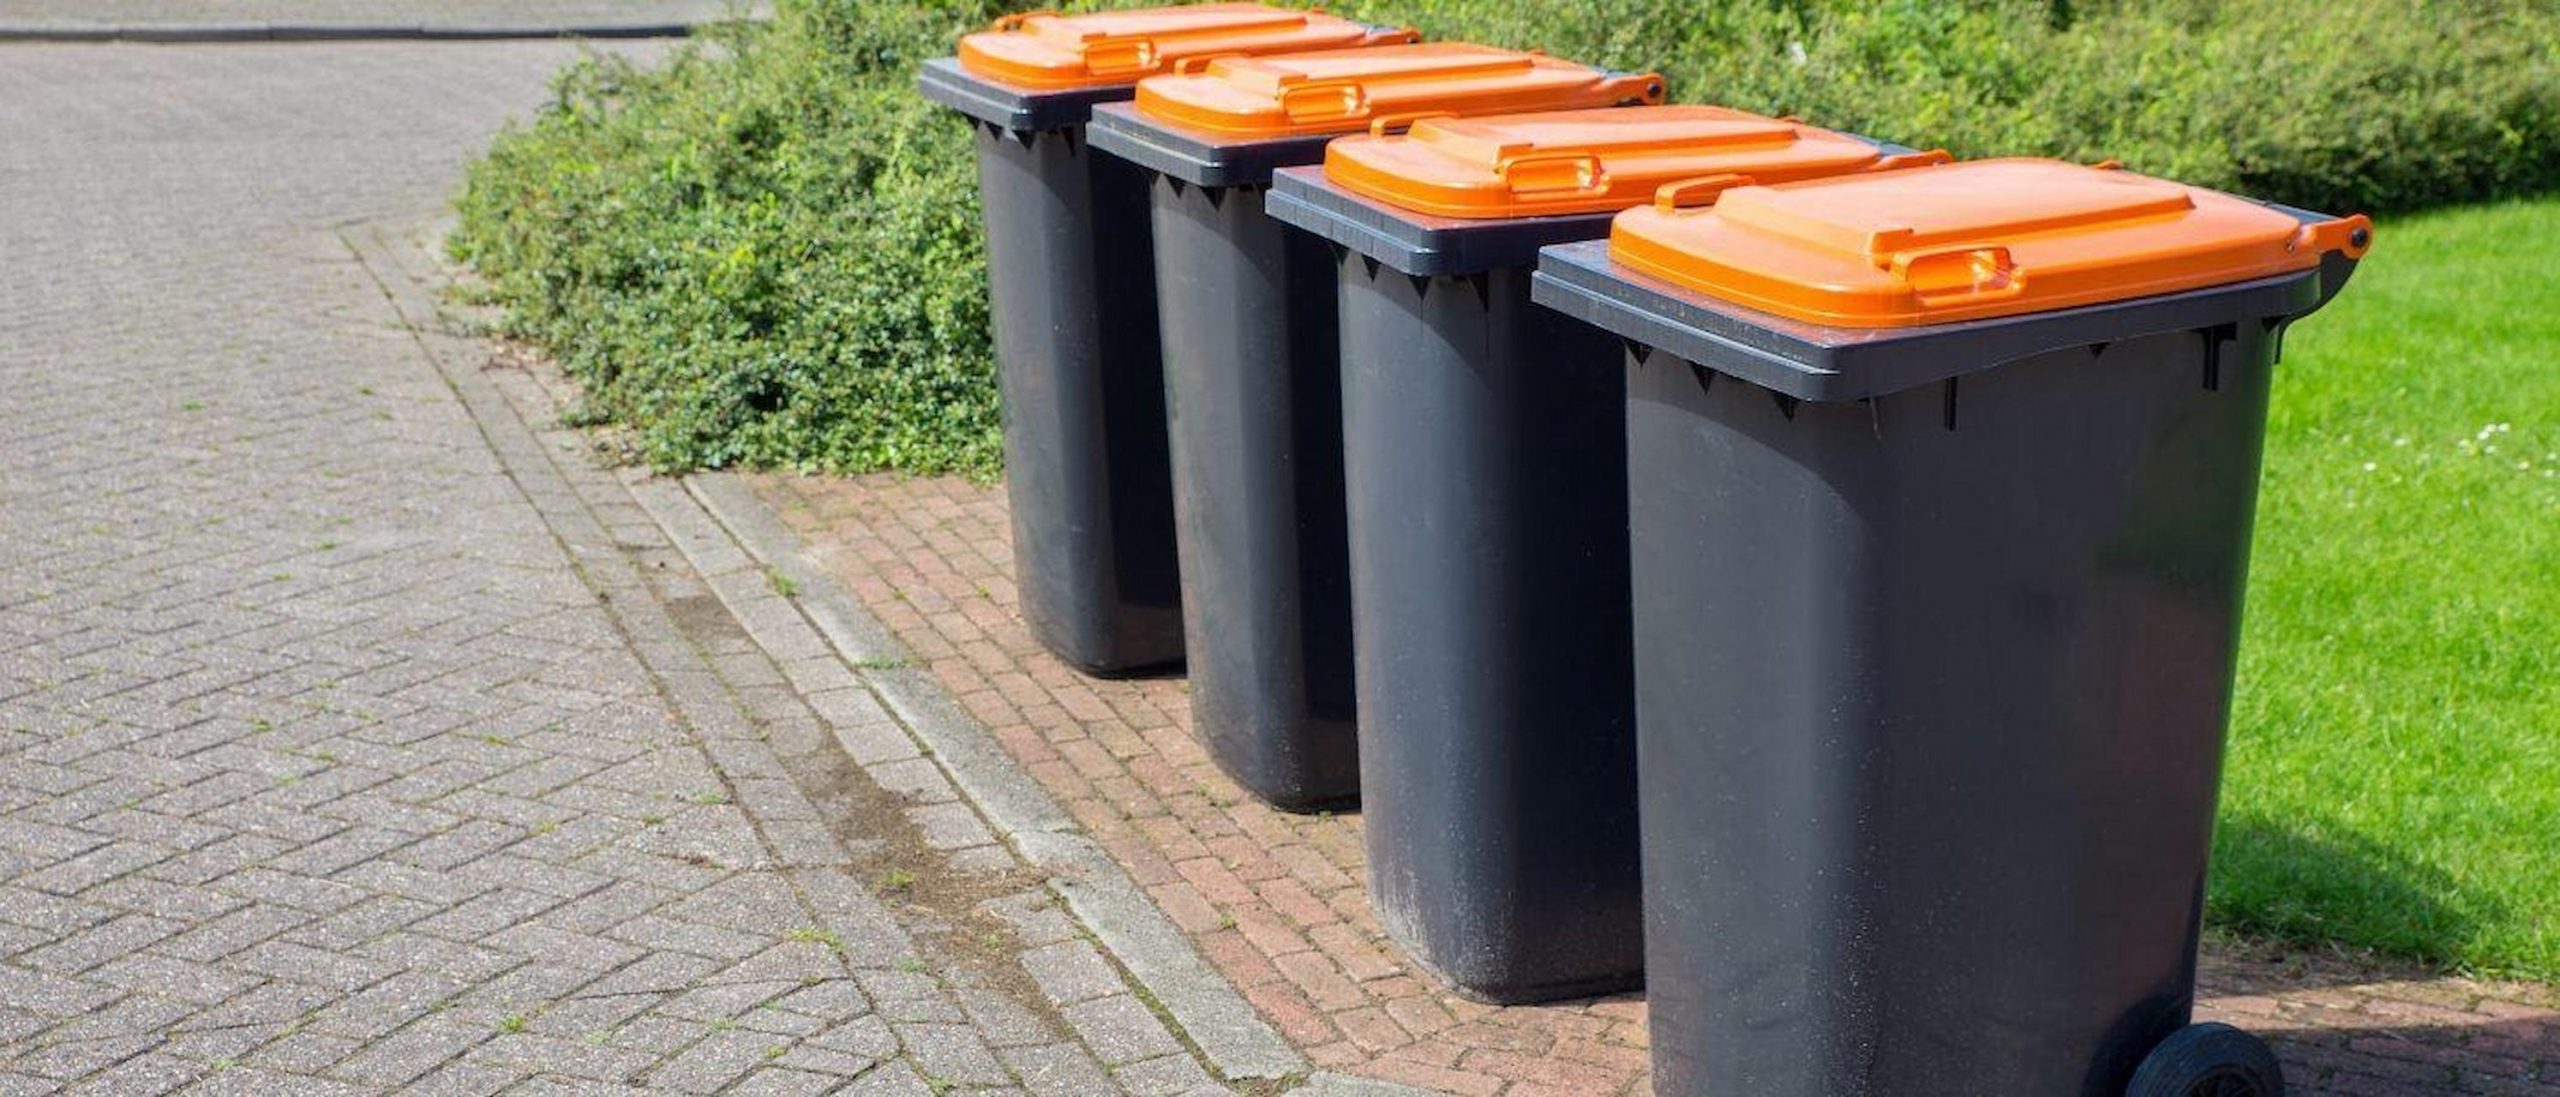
top-left (0, 20), bottom-right (734, 42)
top-left (684, 473), bottom-right (1314, 1084)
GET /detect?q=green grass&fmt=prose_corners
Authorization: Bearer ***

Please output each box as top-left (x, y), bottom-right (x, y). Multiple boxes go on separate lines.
top-left (2215, 197), bottom-right (2560, 980)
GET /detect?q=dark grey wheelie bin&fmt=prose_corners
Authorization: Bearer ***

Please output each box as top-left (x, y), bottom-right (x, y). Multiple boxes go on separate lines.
top-left (1084, 42), bottom-right (1663, 811)
top-left (1530, 157), bottom-right (2372, 1096)
top-left (918, 6), bottom-right (1411, 676)
top-left (1263, 105), bottom-right (1943, 1002)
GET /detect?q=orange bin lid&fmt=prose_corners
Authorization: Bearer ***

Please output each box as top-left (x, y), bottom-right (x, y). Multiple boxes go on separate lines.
top-left (1610, 157), bottom-right (2374, 328)
top-left (1134, 42), bottom-right (1663, 140)
top-left (956, 4), bottom-right (1415, 91)
top-left (1323, 104), bottom-right (1946, 219)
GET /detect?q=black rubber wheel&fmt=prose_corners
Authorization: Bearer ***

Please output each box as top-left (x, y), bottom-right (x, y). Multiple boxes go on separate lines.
top-left (2127, 1022), bottom-right (2286, 1097)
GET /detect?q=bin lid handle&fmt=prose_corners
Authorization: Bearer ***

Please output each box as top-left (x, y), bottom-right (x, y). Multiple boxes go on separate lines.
top-left (1653, 173), bottom-right (1755, 212)
top-left (988, 9), bottom-right (1059, 32)
top-left (2291, 213), bottom-right (2374, 261)
top-left (1080, 36), bottom-right (1157, 78)
top-left (1172, 51), bottom-right (1246, 75)
top-left (1366, 110), bottom-right (1456, 138)
top-left (1870, 149), bottom-right (1954, 172)
top-left (1278, 80), bottom-right (1370, 124)
top-left (1885, 244), bottom-right (2029, 309)
top-left (1597, 70), bottom-right (1668, 106)
top-left (1501, 151), bottom-right (1609, 196)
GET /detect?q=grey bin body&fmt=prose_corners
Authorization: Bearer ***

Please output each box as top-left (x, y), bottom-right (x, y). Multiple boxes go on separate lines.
top-left (1264, 167), bottom-right (1641, 1002)
top-left (1532, 238), bottom-right (2359, 1094)
top-left (1085, 105), bottom-right (1360, 811)
top-left (918, 59), bottom-right (1184, 676)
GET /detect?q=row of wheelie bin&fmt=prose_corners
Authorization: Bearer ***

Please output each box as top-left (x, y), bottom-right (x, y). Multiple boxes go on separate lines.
top-left (918, 6), bottom-right (2371, 1094)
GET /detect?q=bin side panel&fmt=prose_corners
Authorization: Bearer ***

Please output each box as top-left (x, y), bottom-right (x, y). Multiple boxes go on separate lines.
top-left (1152, 177), bottom-right (1360, 810)
top-left (1631, 325), bottom-right (2275, 1096)
top-left (1339, 260), bottom-right (1643, 1001)
top-left (974, 123), bottom-right (1185, 673)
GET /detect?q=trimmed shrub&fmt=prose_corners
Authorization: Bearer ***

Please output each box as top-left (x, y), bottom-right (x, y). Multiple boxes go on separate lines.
top-left (453, 0), bottom-right (2560, 476)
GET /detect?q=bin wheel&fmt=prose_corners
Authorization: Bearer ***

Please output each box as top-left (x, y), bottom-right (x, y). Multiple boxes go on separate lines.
top-left (2127, 1022), bottom-right (2285, 1097)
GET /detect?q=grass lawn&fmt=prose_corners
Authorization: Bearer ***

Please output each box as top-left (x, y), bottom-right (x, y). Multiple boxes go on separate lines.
top-left (2215, 197), bottom-right (2559, 981)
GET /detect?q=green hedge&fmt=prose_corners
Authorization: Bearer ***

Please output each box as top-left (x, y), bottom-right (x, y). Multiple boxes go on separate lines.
top-left (451, 0), bottom-right (2560, 476)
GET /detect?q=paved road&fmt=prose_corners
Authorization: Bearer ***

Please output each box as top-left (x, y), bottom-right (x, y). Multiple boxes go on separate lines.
top-left (0, 1), bottom-right (762, 32)
top-left (0, 40), bottom-right (1218, 1096)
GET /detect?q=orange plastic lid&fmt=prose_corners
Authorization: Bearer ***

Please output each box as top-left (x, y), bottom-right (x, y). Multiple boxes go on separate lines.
top-left (1610, 157), bottom-right (2374, 328)
top-left (1133, 42), bottom-right (1663, 140)
top-left (1322, 104), bottom-right (1945, 219)
top-left (956, 4), bottom-right (1415, 91)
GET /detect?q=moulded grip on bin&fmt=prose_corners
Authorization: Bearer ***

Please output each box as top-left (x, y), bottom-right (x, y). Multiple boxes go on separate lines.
top-left (1527, 157), bottom-right (2368, 1095)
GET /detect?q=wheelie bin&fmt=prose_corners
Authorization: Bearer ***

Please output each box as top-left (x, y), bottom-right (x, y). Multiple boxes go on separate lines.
top-left (1262, 105), bottom-right (1945, 1002)
top-left (1083, 43), bottom-right (1662, 810)
top-left (1529, 157), bottom-right (2372, 1095)
top-left (918, 6), bottom-right (1413, 675)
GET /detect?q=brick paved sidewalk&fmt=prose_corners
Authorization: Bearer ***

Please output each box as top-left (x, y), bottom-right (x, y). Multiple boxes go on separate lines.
top-left (0, 40), bottom-right (1233, 1096)
top-left (755, 471), bottom-right (2560, 1096)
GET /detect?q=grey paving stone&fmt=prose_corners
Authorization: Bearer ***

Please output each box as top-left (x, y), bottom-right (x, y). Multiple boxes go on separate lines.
top-left (327, 1017), bottom-right (489, 1087)
top-left (956, 984), bottom-right (1064, 1049)
top-left (1063, 995), bottom-right (1185, 1067)
top-left (1112, 1052), bottom-right (1224, 1096)
top-left (723, 1066), bottom-right (840, 1097)
top-left (0, 35), bottom-right (1232, 1096)
top-left (770, 978), bottom-right (871, 1024)
top-left (862, 757), bottom-right (959, 805)
top-left (894, 1021), bottom-right (1014, 1086)
top-left (641, 1027), bottom-right (774, 1093)
top-left (1021, 940), bottom-right (1128, 1008)
top-left (12, 1034), bottom-right (158, 1082)
top-left (15, 912), bottom-right (181, 974)
top-left (904, 802), bottom-right (998, 852)
top-left (837, 1059), bottom-right (935, 1097)
top-left (979, 893), bottom-right (1082, 949)
top-left (86, 950), bottom-right (265, 1005)
top-left (1002, 1043), bottom-right (1125, 1097)
top-left (0, 964), bottom-right (121, 1017)
top-left (56, 1052), bottom-right (201, 1096)
top-left (395, 1058), bottom-right (530, 1097)
top-left (249, 1028), bottom-right (365, 1074)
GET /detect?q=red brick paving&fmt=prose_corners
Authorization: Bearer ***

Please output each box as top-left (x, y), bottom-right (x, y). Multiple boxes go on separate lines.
top-left (752, 470), bottom-right (2560, 1095)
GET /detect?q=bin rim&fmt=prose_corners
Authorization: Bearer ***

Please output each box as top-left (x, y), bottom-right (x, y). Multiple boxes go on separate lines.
top-left (1132, 43), bottom-right (1661, 143)
top-left (956, 5), bottom-right (1414, 93)
top-left (918, 55), bottom-right (1133, 133)
top-left (1529, 230), bottom-right (2360, 403)
top-left (1320, 104), bottom-right (1938, 220)
top-left (1268, 165), bottom-right (1617, 277)
top-left (1268, 125), bottom-right (1928, 277)
top-left (1605, 157), bottom-right (2373, 329)
top-left (1084, 100), bottom-right (1340, 187)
